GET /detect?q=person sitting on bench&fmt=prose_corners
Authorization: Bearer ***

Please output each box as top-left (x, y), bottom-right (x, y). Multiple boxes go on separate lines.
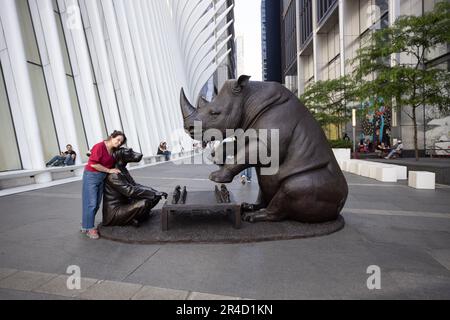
top-left (385, 140), bottom-right (403, 159)
top-left (46, 144), bottom-right (77, 167)
top-left (375, 142), bottom-right (389, 158)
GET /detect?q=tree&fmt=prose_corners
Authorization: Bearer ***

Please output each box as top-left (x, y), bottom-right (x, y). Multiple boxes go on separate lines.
top-left (352, 1), bottom-right (450, 160)
top-left (300, 75), bottom-right (355, 139)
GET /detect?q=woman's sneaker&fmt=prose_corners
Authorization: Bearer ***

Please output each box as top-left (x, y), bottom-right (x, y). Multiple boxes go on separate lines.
top-left (86, 229), bottom-right (99, 240)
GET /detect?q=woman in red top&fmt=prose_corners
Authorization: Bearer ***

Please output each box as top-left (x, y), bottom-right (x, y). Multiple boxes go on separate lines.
top-left (81, 131), bottom-right (126, 239)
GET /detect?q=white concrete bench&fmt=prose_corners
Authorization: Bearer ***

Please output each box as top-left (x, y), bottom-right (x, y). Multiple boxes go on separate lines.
top-left (389, 165), bottom-right (408, 180)
top-left (408, 171), bottom-right (435, 190)
top-left (340, 160), bottom-right (349, 171)
top-left (333, 148), bottom-right (351, 161)
top-left (46, 164), bottom-right (84, 178)
top-left (0, 169), bottom-right (46, 189)
top-left (369, 165), bottom-right (378, 179)
top-left (143, 155), bottom-right (166, 164)
top-left (375, 166), bottom-right (398, 182)
top-left (359, 163), bottom-right (377, 178)
top-left (347, 161), bottom-right (362, 175)
top-left (341, 159), bottom-right (407, 183)
top-left (0, 164), bottom-right (85, 189)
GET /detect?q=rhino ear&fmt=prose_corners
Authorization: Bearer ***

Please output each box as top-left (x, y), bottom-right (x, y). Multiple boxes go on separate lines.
top-left (233, 75), bottom-right (251, 94)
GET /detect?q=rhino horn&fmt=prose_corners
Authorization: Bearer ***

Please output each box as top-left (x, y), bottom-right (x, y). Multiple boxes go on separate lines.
top-left (180, 88), bottom-right (197, 120)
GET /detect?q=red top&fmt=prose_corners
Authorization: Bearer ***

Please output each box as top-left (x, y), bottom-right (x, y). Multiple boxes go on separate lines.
top-left (85, 141), bottom-right (116, 172)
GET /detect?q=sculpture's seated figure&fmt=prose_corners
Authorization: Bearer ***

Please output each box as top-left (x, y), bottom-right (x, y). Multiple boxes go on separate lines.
top-left (102, 148), bottom-right (167, 227)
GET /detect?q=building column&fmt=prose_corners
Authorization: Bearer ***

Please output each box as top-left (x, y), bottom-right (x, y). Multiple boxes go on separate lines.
top-left (295, 0), bottom-right (303, 95)
top-left (312, 0), bottom-right (324, 81)
top-left (100, 0), bottom-right (141, 152)
top-left (155, 0), bottom-right (185, 128)
top-left (81, 0), bottom-right (123, 135)
top-left (142, 0), bottom-right (178, 137)
top-left (135, 0), bottom-right (172, 142)
top-left (150, 0), bottom-right (186, 151)
top-left (123, 1), bottom-right (163, 154)
top-left (59, 0), bottom-right (105, 147)
top-left (29, 0), bottom-right (83, 164)
top-left (112, 0), bottom-right (155, 156)
top-left (390, 0), bottom-right (401, 139)
top-left (0, 0), bottom-right (48, 175)
top-left (132, 0), bottom-right (171, 144)
top-left (339, 0), bottom-right (346, 78)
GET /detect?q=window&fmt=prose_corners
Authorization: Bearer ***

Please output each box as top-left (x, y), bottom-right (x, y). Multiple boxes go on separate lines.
top-left (282, 0), bottom-right (297, 77)
top-left (317, 0), bottom-right (337, 23)
top-left (299, 0), bottom-right (313, 46)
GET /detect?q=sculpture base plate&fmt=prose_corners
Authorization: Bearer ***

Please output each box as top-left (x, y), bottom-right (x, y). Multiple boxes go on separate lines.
top-left (98, 210), bottom-right (345, 244)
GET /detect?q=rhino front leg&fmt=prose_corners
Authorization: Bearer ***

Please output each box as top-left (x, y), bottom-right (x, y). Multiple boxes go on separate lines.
top-left (209, 138), bottom-right (258, 183)
top-left (209, 164), bottom-right (249, 183)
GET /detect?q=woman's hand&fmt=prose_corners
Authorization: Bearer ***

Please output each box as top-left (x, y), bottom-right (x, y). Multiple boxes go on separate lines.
top-left (108, 168), bottom-right (121, 174)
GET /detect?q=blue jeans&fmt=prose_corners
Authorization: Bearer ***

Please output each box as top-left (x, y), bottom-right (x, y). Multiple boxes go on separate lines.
top-left (164, 151), bottom-right (171, 161)
top-left (64, 155), bottom-right (75, 166)
top-left (82, 170), bottom-right (107, 230)
top-left (47, 155), bottom-right (75, 166)
top-left (241, 168), bottom-right (253, 180)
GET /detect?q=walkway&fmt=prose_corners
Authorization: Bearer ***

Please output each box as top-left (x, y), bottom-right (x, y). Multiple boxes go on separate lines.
top-left (0, 156), bottom-right (449, 299)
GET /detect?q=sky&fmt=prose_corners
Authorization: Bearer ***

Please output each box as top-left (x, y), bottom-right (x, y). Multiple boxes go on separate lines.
top-left (233, 0), bottom-right (263, 81)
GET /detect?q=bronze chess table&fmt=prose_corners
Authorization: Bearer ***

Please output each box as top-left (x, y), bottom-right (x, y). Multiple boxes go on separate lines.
top-left (161, 187), bottom-right (242, 231)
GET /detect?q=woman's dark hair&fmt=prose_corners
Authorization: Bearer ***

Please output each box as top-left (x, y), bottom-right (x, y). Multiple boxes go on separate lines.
top-left (109, 130), bottom-right (127, 146)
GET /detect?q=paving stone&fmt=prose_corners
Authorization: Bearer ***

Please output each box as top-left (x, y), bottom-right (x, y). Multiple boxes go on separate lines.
top-left (79, 280), bottom-right (143, 300)
top-left (0, 268), bottom-right (18, 281)
top-left (429, 249), bottom-right (450, 271)
top-left (0, 271), bottom-right (57, 291)
top-left (131, 285), bottom-right (189, 300)
top-left (33, 275), bottom-right (99, 297)
top-left (0, 288), bottom-right (79, 300)
top-left (188, 292), bottom-right (241, 300)
top-left (389, 271), bottom-right (450, 299)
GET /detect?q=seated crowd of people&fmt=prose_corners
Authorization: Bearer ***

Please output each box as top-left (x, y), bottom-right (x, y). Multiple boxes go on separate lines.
top-left (357, 137), bottom-right (403, 159)
top-left (46, 141), bottom-right (174, 168)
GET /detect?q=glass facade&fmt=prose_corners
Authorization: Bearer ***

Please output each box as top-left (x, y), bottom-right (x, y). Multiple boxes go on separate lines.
top-left (299, 0), bottom-right (313, 47)
top-left (317, 0), bottom-right (337, 23)
top-left (0, 64), bottom-right (22, 172)
top-left (281, 0), bottom-right (297, 90)
top-left (53, 1), bottom-right (90, 162)
top-left (0, 0), bottom-right (235, 175)
top-left (76, 0), bottom-right (109, 139)
top-left (17, 0), bottom-right (60, 163)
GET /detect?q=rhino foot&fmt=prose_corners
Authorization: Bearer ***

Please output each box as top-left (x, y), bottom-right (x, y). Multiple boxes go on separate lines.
top-left (209, 170), bottom-right (234, 183)
top-left (242, 202), bottom-right (267, 212)
top-left (242, 210), bottom-right (270, 223)
top-left (241, 203), bottom-right (256, 212)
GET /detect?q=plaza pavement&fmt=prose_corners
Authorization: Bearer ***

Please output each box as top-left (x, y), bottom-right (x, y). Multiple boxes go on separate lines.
top-left (0, 155), bottom-right (449, 300)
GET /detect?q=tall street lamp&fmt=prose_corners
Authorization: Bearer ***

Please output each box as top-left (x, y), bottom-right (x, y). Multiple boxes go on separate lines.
top-left (352, 108), bottom-right (357, 157)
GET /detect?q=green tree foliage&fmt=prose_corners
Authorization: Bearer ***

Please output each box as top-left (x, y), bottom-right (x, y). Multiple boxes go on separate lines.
top-left (300, 75), bottom-right (355, 136)
top-left (351, 1), bottom-right (450, 160)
